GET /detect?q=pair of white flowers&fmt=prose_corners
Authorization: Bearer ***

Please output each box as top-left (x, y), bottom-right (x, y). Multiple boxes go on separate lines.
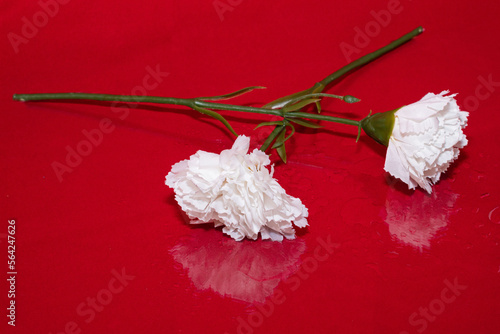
top-left (166, 91), bottom-right (468, 241)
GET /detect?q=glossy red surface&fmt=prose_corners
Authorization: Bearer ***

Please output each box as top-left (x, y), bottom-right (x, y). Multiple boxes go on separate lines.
top-left (2, 1), bottom-right (500, 333)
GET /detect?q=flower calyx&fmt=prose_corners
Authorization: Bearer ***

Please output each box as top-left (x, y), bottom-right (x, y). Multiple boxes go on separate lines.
top-left (360, 108), bottom-right (398, 146)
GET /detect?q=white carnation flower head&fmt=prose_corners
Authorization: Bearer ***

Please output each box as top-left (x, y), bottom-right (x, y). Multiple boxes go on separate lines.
top-left (361, 91), bottom-right (468, 194)
top-left (165, 135), bottom-right (308, 241)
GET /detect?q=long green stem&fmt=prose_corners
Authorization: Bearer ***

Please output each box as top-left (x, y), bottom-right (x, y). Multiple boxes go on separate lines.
top-left (12, 26), bottom-right (422, 138)
top-left (12, 93), bottom-right (283, 117)
top-left (12, 92), bottom-right (360, 127)
top-left (286, 112), bottom-right (359, 126)
top-left (261, 26), bottom-right (423, 109)
top-left (317, 26), bottom-right (423, 88)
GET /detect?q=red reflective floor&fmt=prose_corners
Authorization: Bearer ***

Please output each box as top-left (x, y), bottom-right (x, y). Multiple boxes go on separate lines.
top-left (2, 1), bottom-right (500, 333)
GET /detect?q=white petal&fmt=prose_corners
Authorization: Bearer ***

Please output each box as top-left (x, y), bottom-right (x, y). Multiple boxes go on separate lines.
top-left (230, 135), bottom-right (250, 155)
top-left (165, 136), bottom-right (309, 241)
top-left (384, 92), bottom-right (468, 193)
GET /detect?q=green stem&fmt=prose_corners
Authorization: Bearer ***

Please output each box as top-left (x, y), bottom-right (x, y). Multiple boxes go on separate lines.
top-left (12, 92), bottom-right (283, 117)
top-left (13, 92), bottom-right (192, 105)
top-left (12, 92), bottom-right (361, 127)
top-left (194, 100), bottom-right (281, 116)
top-left (12, 27), bottom-right (422, 135)
top-left (317, 26), bottom-right (423, 89)
top-left (261, 26), bottom-right (423, 110)
top-left (286, 112), bottom-right (359, 126)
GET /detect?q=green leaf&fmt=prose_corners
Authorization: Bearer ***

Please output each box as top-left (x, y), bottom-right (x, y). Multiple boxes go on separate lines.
top-left (193, 105), bottom-right (238, 136)
top-left (262, 87), bottom-right (315, 110)
top-left (315, 100), bottom-right (322, 113)
top-left (275, 129), bottom-right (287, 163)
top-left (260, 125), bottom-right (285, 152)
top-left (286, 122), bottom-right (295, 140)
top-left (254, 121), bottom-right (283, 130)
top-left (281, 93), bottom-right (343, 107)
top-left (288, 118), bottom-right (323, 129)
top-left (263, 87), bottom-right (360, 111)
top-left (272, 122), bottom-right (295, 149)
top-left (282, 98), bottom-right (321, 113)
top-left (200, 86), bottom-right (266, 101)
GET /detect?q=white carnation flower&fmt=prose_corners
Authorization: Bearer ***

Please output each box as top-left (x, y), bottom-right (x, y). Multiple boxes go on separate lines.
top-left (165, 135), bottom-right (308, 241)
top-left (384, 91), bottom-right (468, 193)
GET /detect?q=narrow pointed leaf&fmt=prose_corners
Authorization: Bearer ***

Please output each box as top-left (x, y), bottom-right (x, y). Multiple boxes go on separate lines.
top-left (282, 98), bottom-right (321, 112)
top-left (260, 125), bottom-right (285, 152)
top-left (288, 118), bottom-right (323, 129)
top-left (254, 121), bottom-right (283, 130)
top-left (280, 93), bottom-right (359, 113)
top-left (286, 122), bottom-right (296, 141)
top-left (315, 100), bottom-right (322, 113)
top-left (262, 87), bottom-right (315, 110)
top-left (200, 86), bottom-right (266, 101)
top-left (193, 105), bottom-right (238, 136)
top-left (272, 122), bottom-right (295, 149)
top-left (275, 129), bottom-right (287, 163)
top-left (282, 93), bottom-right (343, 107)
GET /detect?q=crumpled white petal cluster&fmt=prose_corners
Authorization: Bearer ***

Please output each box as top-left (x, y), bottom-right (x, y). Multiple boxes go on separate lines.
top-left (385, 91), bottom-right (468, 194)
top-left (165, 135), bottom-right (308, 241)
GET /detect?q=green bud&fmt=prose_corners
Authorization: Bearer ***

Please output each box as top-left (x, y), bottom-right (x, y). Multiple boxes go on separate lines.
top-left (343, 95), bottom-right (360, 103)
top-left (360, 109), bottom-right (398, 146)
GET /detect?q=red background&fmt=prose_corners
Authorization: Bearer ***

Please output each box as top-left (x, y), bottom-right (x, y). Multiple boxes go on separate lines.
top-left (1, 0), bottom-right (500, 333)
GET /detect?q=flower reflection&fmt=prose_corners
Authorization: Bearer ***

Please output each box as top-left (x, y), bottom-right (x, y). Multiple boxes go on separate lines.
top-left (383, 181), bottom-right (458, 251)
top-left (170, 228), bottom-right (305, 303)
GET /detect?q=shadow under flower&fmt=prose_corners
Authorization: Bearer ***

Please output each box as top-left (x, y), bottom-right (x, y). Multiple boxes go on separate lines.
top-left (382, 181), bottom-right (459, 251)
top-left (169, 228), bottom-right (306, 304)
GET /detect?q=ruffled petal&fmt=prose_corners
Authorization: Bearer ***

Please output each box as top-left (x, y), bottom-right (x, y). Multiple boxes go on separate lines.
top-left (384, 92), bottom-right (468, 194)
top-left (166, 135), bottom-right (308, 241)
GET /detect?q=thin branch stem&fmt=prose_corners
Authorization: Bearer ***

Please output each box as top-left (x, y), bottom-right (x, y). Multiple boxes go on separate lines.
top-left (13, 92), bottom-right (191, 106)
top-left (12, 92), bottom-right (359, 126)
top-left (12, 93), bottom-right (283, 117)
top-left (317, 26), bottom-right (423, 89)
top-left (286, 112), bottom-right (359, 126)
top-left (261, 26), bottom-right (423, 109)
